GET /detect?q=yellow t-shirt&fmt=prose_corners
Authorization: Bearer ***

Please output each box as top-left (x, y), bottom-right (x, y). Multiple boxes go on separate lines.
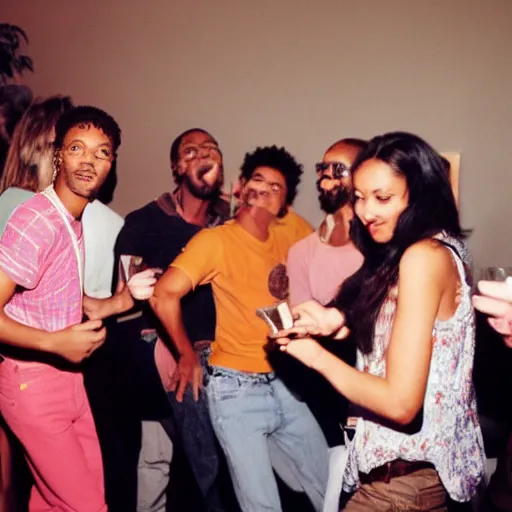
top-left (172, 220), bottom-right (297, 372)
top-left (276, 208), bottom-right (314, 243)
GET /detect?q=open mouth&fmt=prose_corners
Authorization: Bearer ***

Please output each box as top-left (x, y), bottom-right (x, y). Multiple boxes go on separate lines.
top-left (317, 176), bottom-right (340, 192)
top-left (74, 171), bottom-right (96, 183)
top-left (197, 164), bottom-right (214, 179)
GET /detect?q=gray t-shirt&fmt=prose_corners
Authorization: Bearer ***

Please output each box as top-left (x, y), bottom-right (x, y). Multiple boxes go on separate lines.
top-left (0, 187), bottom-right (35, 236)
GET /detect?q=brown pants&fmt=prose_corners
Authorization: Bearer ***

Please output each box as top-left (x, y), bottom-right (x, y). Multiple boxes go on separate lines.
top-left (342, 468), bottom-right (448, 511)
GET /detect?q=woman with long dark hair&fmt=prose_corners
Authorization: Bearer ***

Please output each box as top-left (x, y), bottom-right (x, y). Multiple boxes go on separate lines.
top-left (275, 132), bottom-right (485, 509)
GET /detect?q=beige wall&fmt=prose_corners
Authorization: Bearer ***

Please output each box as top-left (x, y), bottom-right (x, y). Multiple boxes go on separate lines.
top-left (3, 0), bottom-right (512, 271)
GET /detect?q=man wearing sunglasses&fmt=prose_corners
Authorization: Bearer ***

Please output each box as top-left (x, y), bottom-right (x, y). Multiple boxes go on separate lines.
top-left (283, 139), bottom-right (367, 502)
top-left (287, 138), bottom-right (366, 308)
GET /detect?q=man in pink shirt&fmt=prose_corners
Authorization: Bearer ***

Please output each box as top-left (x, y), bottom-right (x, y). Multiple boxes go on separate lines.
top-left (287, 138), bottom-right (366, 307)
top-left (0, 106), bottom-right (138, 511)
top-left (281, 139), bottom-right (366, 450)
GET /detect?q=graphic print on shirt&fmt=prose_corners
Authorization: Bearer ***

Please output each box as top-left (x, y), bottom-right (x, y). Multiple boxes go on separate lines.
top-left (268, 263), bottom-right (289, 300)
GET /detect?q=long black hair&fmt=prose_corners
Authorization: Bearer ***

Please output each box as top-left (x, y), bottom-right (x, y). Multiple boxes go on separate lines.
top-left (333, 132), bottom-right (464, 354)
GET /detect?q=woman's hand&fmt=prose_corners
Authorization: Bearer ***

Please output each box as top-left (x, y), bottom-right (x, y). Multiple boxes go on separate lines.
top-left (473, 278), bottom-right (512, 347)
top-left (270, 300), bottom-right (348, 369)
top-left (274, 300), bottom-right (349, 340)
top-left (274, 334), bottom-right (326, 369)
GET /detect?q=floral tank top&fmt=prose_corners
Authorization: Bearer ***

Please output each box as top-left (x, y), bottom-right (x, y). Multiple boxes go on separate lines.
top-left (342, 236), bottom-right (485, 502)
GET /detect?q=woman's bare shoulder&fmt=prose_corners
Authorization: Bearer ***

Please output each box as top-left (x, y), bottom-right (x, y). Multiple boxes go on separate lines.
top-left (400, 239), bottom-right (455, 281)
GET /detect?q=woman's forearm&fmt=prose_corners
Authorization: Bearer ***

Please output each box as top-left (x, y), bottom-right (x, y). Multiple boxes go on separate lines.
top-left (312, 348), bottom-right (419, 425)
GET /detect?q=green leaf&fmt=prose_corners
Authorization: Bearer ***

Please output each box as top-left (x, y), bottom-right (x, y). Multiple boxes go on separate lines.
top-left (0, 24), bottom-right (33, 82)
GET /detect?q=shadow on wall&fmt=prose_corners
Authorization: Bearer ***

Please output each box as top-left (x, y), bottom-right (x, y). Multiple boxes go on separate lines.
top-left (97, 159), bottom-right (117, 205)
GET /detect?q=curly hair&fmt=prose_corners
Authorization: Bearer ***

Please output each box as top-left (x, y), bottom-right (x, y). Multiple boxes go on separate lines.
top-left (239, 145), bottom-right (303, 205)
top-left (54, 105), bottom-right (121, 154)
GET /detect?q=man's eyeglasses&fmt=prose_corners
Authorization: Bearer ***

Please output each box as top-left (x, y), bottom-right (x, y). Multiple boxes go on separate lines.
top-left (315, 162), bottom-right (351, 179)
top-left (65, 143), bottom-right (113, 161)
top-left (181, 143), bottom-right (221, 162)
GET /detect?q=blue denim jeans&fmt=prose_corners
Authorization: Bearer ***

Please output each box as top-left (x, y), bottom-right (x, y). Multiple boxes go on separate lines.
top-left (165, 344), bottom-right (231, 512)
top-left (205, 365), bottom-right (329, 512)
top-left (166, 387), bottom-right (226, 512)
top-left (138, 335), bottom-right (228, 511)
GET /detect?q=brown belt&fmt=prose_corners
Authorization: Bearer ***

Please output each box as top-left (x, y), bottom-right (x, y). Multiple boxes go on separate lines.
top-left (359, 460), bottom-right (434, 485)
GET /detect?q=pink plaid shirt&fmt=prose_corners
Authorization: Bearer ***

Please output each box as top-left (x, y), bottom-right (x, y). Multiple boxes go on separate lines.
top-left (0, 193), bottom-right (83, 333)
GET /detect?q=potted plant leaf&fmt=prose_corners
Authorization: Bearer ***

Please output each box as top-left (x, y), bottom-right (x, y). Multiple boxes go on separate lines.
top-left (0, 23), bottom-right (34, 85)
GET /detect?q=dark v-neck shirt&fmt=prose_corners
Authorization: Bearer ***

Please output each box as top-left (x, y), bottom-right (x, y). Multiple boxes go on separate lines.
top-left (83, 194), bottom-right (228, 509)
top-left (113, 193), bottom-right (230, 344)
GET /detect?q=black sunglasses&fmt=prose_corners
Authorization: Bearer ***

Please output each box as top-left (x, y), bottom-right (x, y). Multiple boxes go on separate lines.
top-left (315, 162), bottom-right (351, 179)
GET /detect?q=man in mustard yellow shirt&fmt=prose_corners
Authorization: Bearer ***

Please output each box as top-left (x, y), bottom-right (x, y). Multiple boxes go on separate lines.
top-left (151, 146), bottom-right (328, 511)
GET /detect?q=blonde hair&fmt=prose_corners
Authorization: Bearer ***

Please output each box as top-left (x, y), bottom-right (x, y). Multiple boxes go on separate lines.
top-left (0, 95), bottom-right (72, 194)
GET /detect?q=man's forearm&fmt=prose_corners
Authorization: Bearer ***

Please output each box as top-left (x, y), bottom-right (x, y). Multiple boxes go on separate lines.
top-left (0, 313), bottom-right (56, 353)
top-left (84, 289), bottom-right (134, 321)
top-left (150, 294), bottom-right (194, 356)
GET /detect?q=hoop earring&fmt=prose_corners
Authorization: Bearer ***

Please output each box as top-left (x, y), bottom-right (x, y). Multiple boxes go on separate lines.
top-left (52, 155), bottom-right (61, 182)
